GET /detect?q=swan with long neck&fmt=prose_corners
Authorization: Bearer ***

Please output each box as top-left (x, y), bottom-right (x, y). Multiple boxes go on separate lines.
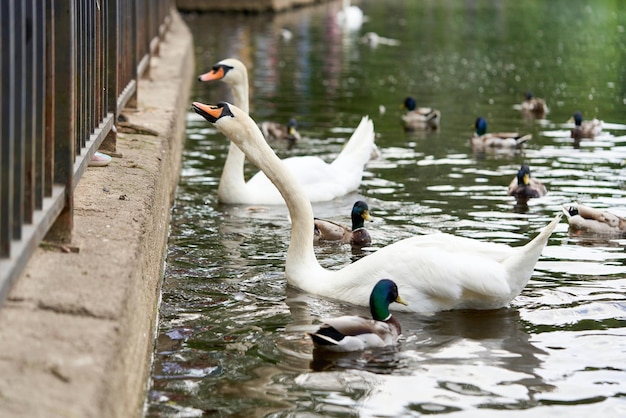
top-left (193, 101), bottom-right (562, 313)
top-left (198, 58), bottom-right (375, 205)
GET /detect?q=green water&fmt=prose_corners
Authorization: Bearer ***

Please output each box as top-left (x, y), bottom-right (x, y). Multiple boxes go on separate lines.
top-left (146, 1), bottom-right (626, 416)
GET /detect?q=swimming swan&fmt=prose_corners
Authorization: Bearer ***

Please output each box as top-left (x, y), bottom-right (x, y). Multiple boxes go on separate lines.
top-left (198, 58), bottom-right (376, 205)
top-left (193, 101), bottom-right (562, 312)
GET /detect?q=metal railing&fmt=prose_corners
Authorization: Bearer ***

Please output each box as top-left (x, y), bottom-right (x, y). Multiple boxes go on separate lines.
top-left (0, 0), bottom-right (173, 306)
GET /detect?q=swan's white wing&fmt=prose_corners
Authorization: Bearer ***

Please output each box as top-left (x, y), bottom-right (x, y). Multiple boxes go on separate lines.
top-left (293, 233), bottom-right (520, 312)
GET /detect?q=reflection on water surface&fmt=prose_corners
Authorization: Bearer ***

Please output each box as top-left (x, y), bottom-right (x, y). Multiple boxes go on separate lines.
top-left (147, 1), bottom-right (626, 416)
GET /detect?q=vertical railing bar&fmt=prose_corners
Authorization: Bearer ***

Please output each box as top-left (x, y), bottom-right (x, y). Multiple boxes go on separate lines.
top-left (44, 1), bottom-right (55, 199)
top-left (45, 0), bottom-right (75, 243)
top-left (107, 0), bottom-right (118, 117)
top-left (12, 0), bottom-right (25, 241)
top-left (74, 0), bottom-right (81, 153)
top-left (95, 0), bottom-right (103, 124)
top-left (34, 0), bottom-right (46, 211)
top-left (87, 0), bottom-right (94, 137)
top-left (81, 0), bottom-right (88, 147)
top-left (0, 0), bottom-right (3, 253)
top-left (0, 0), bottom-right (16, 257)
top-left (24, 0), bottom-right (36, 224)
top-left (78, 0), bottom-right (85, 150)
top-left (129, 0), bottom-right (138, 107)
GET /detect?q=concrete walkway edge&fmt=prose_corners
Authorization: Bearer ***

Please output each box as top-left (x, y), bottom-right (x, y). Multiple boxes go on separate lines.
top-left (0, 10), bottom-right (193, 418)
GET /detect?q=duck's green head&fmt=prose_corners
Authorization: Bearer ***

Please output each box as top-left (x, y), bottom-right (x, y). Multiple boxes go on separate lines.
top-left (475, 117), bottom-right (488, 136)
top-left (517, 164), bottom-right (532, 186)
top-left (524, 91), bottom-right (533, 101)
top-left (573, 112), bottom-right (583, 126)
top-left (351, 200), bottom-right (372, 230)
top-left (403, 97), bottom-right (417, 111)
top-left (369, 279), bottom-right (408, 321)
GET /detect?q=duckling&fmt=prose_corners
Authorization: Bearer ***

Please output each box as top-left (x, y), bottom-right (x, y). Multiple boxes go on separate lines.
top-left (309, 279), bottom-right (408, 352)
top-left (471, 117), bottom-right (532, 150)
top-left (314, 201), bottom-right (372, 247)
top-left (507, 164), bottom-right (547, 199)
top-left (260, 118), bottom-right (301, 148)
top-left (520, 91), bottom-right (548, 118)
top-left (401, 97), bottom-right (441, 131)
top-left (570, 111), bottom-right (603, 140)
top-left (562, 203), bottom-right (626, 235)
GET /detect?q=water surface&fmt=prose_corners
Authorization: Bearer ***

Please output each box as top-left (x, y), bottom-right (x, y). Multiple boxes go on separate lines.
top-left (147, 1), bottom-right (626, 416)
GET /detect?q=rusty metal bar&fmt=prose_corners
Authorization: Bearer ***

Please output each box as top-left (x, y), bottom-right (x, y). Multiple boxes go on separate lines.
top-left (1, 0), bottom-right (15, 258)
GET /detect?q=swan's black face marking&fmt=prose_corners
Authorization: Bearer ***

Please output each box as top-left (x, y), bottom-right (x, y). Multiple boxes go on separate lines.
top-left (192, 102), bottom-right (234, 124)
top-left (212, 63), bottom-right (234, 78)
top-left (198, 63), bottom-right (235, 82)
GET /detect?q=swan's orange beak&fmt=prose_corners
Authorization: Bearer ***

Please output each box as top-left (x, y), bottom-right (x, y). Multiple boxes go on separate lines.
top-left (192, 102), bottom-right (222, 122)
top-left (198, 66), bottom-right (225, 82)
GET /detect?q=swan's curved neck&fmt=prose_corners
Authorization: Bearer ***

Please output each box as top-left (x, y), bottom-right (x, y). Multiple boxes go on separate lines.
top-left (223, 115), bottom-right (320, 274)
top-left (218, 78), bottom-right (250, 200)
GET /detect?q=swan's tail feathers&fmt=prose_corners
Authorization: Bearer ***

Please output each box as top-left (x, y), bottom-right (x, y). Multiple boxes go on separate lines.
top-left (502, 213), bottom-right (562, 293)
top-left (331, 116), bottom-right (376, 170)
top-left (521, 213), bottom-right (562, 259)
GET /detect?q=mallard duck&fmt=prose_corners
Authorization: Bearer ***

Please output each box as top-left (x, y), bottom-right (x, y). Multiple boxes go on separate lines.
top-left (309, 279), bottom-right (407, 352)
top-left (520, 91), bottom-right (548, 118)
top-left (562, 203), bottom-right (626, 235)
top-left (314, 201), bottom-right (372, 246)
top-left (471, 117), bottom-right (532, 150)
top-left (570, 111), bottom-right (603, 140)
top-left (197, 58), bottom-right (376, 205)
top-left (401, 97), bottom-right (440, 130)
top-left (193, 101), bottom-right (562, 313)
top-left (507, 164), bottom-right (547, 199)
top-left (260, 118), bottom-right (301, 148)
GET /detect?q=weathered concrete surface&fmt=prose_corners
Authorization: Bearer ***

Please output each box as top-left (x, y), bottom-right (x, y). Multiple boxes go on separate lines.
top-left (0, 10), bottom-right (193, 418)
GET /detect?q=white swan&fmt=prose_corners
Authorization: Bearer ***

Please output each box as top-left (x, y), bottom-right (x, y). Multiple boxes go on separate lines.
top-left (192, 101), bottom-right (562, 313)
top-left (337, 0), bottom-right (364, 31)
top-left (198, 58), bottom-right (376, 205)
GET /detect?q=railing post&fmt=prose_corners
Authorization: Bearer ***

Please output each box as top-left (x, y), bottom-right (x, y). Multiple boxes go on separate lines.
top-left (101, 0), bottom-right (118, 153)
top-left (0, 0), bottom-right (16, 258)
top-left (127, 0), bottom-right (139, 109)
top-left (44, 0), bottom-right (75, 244)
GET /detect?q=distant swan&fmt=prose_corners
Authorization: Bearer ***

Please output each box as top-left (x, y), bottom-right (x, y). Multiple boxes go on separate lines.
top-left (337, 0), bottom-right (364, 31)
top-left (198, 58), bottom-right (376, 205)
top-left (193, 101), bottom-right (561, 313)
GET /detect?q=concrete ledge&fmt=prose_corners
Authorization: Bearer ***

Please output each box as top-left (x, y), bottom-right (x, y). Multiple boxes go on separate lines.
top-left (0, 10), bottom-right (193, 418)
